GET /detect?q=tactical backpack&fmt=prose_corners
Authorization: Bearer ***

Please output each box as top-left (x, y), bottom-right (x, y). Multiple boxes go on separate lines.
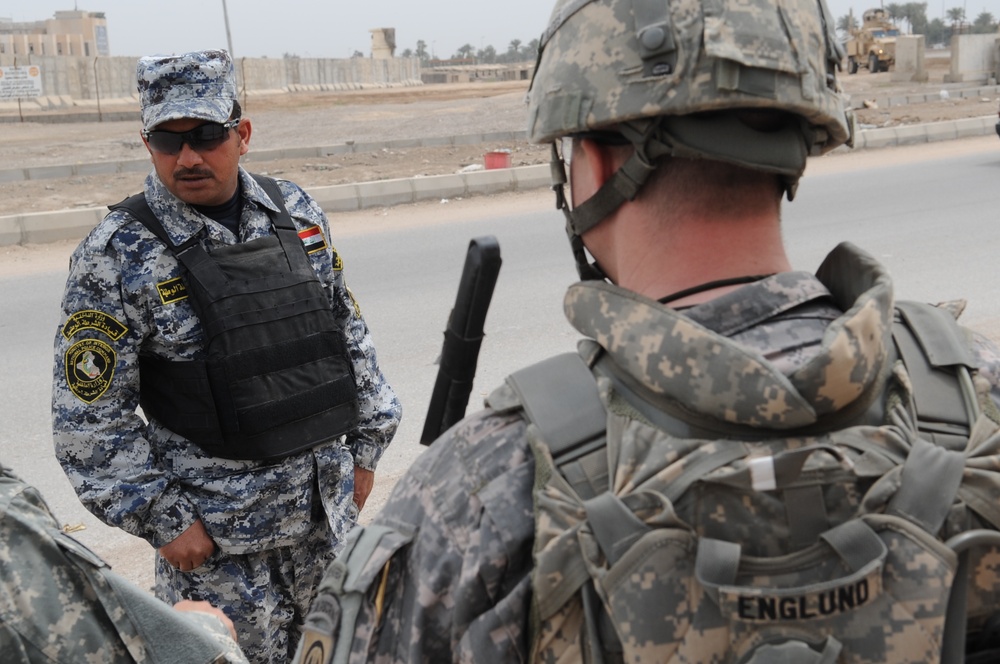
top-left (508, 300), bottom-right (1000, 664)
top-left (109, 175), bottom-right (359, 461)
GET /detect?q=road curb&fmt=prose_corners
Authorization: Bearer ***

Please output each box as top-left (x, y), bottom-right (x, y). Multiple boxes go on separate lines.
top-left (1, 118), bottom-right (995, 248)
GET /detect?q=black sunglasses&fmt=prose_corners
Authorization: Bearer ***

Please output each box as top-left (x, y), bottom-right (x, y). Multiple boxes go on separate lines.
top-left (143, 118), bottom-right (241, 155)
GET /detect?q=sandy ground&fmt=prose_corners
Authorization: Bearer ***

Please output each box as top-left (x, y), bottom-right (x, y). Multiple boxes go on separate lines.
top-left (1, 56), bottom-right (997, 218)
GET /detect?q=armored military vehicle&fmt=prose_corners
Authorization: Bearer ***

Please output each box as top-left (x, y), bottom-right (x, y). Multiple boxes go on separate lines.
top-left (845, 8), bottom-right (900, 73)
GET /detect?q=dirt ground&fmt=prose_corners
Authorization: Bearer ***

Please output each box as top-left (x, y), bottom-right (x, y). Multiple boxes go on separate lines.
top-left (1, 56), bottom-right (996, 218)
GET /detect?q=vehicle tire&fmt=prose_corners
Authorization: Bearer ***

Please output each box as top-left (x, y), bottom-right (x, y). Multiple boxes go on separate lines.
top-left (848, 56), bottom-right (858, 74)
top-left (869, 53), bottom-right (880, 73)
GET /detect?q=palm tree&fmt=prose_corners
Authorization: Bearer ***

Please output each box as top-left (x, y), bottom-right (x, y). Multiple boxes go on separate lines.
top-left (972, 11), bottom-right (996, 33)
top-left (837, 13), bottom-right (858, 38)
top-left (946, 6), bottom-right (966, 34)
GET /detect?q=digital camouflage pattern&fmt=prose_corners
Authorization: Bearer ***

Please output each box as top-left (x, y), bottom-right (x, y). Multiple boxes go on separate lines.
top-left (155, 497), bottom-right (338, 664)
top-left (137, 49), bottom-right (237, 131)
top-left (0, 465), bottom-right (248, 663)
top-left (526, 0), bottom-right (852, 154)
top-left (52, 168), bottom-right (401, 662)
top-left (309, 243), bottom-right (1000, 663)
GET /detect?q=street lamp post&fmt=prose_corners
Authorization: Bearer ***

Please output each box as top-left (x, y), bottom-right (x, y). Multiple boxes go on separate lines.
top-left (222, 0), bottom-right (235, 59)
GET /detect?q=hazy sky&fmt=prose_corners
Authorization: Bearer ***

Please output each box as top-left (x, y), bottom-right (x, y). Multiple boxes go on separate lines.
top-left (4, 1), bottom-right (1000, 60)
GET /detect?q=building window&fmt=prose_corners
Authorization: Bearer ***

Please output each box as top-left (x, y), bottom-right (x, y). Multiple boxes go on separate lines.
top-left (28, 44), bottom-right (35, 54)
top-left (84, 42), bottom-right (90, 56)
top-left (0, 44), bottom-right (5, 54)
top-left (58, 43), bottom-right (63, 55)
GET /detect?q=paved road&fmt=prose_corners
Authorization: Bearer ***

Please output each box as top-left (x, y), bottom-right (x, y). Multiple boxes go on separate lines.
top-left (2, 136), bottom-right (999, 590)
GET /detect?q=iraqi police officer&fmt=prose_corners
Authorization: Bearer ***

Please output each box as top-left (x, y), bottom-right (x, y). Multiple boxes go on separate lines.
top-left (51, 49), bottom-right (401, 663)
top-left (290, 0), bottom-right (1000, 662)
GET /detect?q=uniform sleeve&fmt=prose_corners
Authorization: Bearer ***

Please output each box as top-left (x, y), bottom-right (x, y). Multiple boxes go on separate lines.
top-left (51, 225), bottom-right (197, 548)
top-left (303, 411), bottom-right (534, 662)
top-left (295, 187), bottom-right (402, 471)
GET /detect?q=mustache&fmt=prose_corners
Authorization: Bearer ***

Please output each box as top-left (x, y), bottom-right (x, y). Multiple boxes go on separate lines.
top-left (173, 167), bottom-right (214, 179)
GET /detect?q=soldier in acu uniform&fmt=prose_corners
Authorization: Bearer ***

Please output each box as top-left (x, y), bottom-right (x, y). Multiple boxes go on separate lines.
top-left (0, 462), bottom-right (248, 663)
top-left (292, 0), bottom-right (1000, 662)
top-left (51, 49), bottom-right (401, 664)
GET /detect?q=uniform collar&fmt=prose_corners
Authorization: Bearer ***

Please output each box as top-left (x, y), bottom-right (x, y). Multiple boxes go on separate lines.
top-left (564, 242), bottom-right (895, 429)
top-left (143, 166), bottom-right (280, 246)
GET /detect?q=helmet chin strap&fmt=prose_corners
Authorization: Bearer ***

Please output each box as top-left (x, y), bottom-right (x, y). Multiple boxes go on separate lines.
top-left (550, 122), bottom-right (666, 281)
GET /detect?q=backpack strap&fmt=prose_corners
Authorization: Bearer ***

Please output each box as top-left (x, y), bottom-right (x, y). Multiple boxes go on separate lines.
top-left (507, 353), bottom-right (610, 500)
top-left (893, 300), bottom-right (980, 450)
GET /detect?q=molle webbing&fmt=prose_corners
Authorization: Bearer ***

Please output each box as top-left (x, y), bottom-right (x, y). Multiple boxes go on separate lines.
top-left (113, 175), bottom-right (359, 460)
top-left (893, 300), bottom-right (979, 450)
top-left (516, 299), bottom-right (980, 664)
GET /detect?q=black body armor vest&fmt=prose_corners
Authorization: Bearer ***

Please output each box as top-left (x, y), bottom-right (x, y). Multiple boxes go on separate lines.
top-left (109, 175), bottom-right (359, 461)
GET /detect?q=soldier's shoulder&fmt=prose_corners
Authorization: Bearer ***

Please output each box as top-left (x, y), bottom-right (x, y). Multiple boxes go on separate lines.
top-left (78, 208), bottom-right (150, 256)
top-left (380, 409), bottom-right (532, 526)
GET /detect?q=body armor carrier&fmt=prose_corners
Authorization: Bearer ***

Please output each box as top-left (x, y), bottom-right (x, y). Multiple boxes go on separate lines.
top-left (110, 175), bottom-right (359, 461)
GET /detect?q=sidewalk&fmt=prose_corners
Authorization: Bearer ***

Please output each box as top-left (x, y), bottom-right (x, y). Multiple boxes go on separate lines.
top-left (1, 115), bottom-right (996, 247)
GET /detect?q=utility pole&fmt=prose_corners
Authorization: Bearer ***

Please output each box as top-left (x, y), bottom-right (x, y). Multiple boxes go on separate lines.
top-left (222, 0), bottom-right (235, 60)
top-left (221, 0), bottom-right (242, 101)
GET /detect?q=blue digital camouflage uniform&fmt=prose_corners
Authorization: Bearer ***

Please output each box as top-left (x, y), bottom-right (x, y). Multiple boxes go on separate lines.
top-left (0, 464), bottom-right (248, 663)
top-left (308, 243), bottom-right (1000, 662)
top-left (51, 167), bottom-right (401, 663)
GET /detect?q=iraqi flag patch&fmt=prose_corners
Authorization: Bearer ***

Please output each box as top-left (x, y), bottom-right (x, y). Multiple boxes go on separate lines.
top-left (298, 225), bottom-right (328, 255)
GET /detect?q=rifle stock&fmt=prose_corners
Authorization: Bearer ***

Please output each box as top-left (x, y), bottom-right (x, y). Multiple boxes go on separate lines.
top-left (420, 236), bottom-right (502, 446)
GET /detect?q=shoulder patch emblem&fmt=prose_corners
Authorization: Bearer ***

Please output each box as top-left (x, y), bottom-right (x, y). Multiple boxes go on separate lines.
top-left (61, 310), bottom-right (129, 341)
top-left (156, 277), bottom-right (189, 304)
top-left (298, 225), bottom-right (329, 256)
top-left (346, 285), bottom-right (362, 318)
top-left (330, 243), bottom-right (344, 271)
top-left (66, 338), bottom-right (116, 404)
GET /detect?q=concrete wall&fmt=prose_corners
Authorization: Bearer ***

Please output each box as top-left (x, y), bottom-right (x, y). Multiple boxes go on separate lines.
top-left (0, 53), bottom-right (422, 102)
top-left (946, 33), bottom-right (1000, 83)
top-left (892, 35), bottom-right (928, 82)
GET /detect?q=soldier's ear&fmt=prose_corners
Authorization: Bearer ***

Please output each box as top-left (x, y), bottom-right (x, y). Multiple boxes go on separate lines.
top-left (579, 138), bottom-right (623, 188)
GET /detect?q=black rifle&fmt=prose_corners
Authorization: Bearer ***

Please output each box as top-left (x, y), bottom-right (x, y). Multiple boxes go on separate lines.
top-left (420, 236), bottom-right (502, 446)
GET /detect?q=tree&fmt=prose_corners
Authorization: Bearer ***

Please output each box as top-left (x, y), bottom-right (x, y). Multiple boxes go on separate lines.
top-left (415, 40), bottom-right (428, 61)
top-left (477, 45), bottom-right (497, 64)
top-left (837, 13), bottom-right (858, 39)
top-left (972, 11), bottom-right (997, 33)
top-left (903, 2), bottom-right (928, 34)
top-left (401, 48), bottom-right (413, 58)
top-left (886, 3), bottom-right (904, 28)
top-left (454, 43), bottom-right (475, 59)
top-left (507, 39), bottom-right (522, 58)
top-left (946, 6), bottom-right (966, 34)
top-left (923, 17), bottom-right (948, 45)
top-left (521, 38), bottom-right (540, 60)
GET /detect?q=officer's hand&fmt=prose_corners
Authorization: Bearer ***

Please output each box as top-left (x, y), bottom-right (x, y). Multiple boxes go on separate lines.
top-left (353, 467), bottom-right (375, 512)
top-left (173, 599), bottom-right (238, 642)
top-left (159, 519), bottom-right (215, 571)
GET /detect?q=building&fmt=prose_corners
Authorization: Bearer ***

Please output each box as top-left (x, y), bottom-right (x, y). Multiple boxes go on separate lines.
top-left (0, 10), bottom-right (109, 59)
top-left (370, 28), bottom-right (396, 60)
top-left (421, 61), bottom-right (534, 85)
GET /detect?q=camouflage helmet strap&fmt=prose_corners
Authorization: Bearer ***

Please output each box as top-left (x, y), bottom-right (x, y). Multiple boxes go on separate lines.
top-left (564, 121), bottom-right (665, 239)
top-left (568, 149), bottom-right (657, 237)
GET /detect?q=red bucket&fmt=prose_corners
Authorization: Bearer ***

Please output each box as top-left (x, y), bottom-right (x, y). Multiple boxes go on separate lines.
top-left (484, 150), bottom-right (512, 169)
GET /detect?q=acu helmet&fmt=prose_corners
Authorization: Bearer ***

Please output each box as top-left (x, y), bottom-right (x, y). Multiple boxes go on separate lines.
top-left (526, 0), bottom-right (855, 279)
